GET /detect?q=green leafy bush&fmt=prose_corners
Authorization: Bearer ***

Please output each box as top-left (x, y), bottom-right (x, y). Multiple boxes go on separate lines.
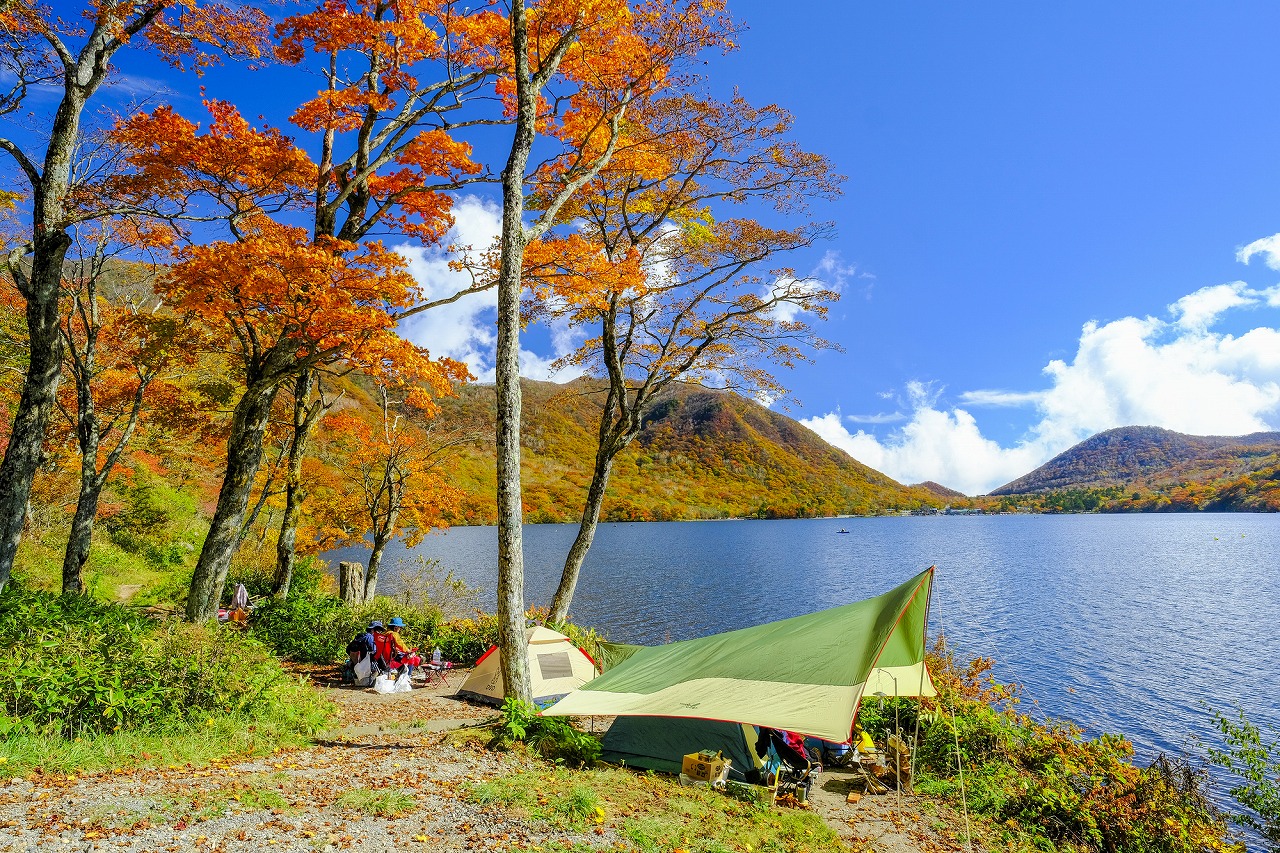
top-left (494, 698), bottom-right (601, 768)
top-left (0, 584), bottom-right (330, 740)
top-left (247, 594), bottom-right (350, 663)
top-left (225, 555), bottom-right (329, 604)
top-left (1208, 707), bottom-right (1280, 850)
top-left (430, 613), bottom-right (501, 665)
top-left (248, 594), bottom-right (442, 664)
top-left (907, 637), bottom-right (1234, 853)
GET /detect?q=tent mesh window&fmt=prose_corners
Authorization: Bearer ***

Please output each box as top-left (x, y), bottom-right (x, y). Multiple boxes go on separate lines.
top-left (537, 652), bottom-right (573, 680)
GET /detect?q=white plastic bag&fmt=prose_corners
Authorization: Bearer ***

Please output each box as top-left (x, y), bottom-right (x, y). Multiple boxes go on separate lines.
top-left (393, 669), bottom-right (413, 693)
top-left (373, 673), bottom-right (397, 694)
top-left (353, 656), bottom-right (374, 688)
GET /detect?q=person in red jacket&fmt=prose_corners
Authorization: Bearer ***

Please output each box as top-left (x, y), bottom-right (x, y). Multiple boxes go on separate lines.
top-left (374, 617), bottom-right (422, 677)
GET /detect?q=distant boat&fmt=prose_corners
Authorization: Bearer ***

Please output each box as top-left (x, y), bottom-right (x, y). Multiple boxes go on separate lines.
top-left (837, 529), bottom-right (850, 534)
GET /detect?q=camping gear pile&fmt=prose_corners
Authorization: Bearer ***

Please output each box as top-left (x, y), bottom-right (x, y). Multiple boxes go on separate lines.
top-left (217, 583), bottom-right (253, 624)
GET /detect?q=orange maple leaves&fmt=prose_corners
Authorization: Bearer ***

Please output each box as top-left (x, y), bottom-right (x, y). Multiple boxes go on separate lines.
top-left (110, 97), bottom-right (468, 404)
top-left (111, 101), bottom-right (316, 219)
top-left (307, 406), bottom-right (464, 554)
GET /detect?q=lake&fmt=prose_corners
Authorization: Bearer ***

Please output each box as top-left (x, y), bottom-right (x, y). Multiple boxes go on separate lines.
top-left (327, 512), bottom-right (1279, 767)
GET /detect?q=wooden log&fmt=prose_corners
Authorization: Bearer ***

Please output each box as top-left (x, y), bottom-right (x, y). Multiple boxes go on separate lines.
top-left (339, 561), bottom-right (365, 605)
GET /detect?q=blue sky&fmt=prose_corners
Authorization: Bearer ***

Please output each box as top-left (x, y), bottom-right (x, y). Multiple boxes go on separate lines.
top-left (44, 1), bottom-right (1280, 494)
top-left (726, 2), bottom-right (1280, 493)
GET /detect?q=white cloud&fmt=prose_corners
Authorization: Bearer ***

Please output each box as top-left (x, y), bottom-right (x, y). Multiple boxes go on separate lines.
top-left (804, 267), bottom-right (1280, 495)
top-left (396, 195), bottom-right (502, 379)
top-left (517, 347), bottom-right (562, 381)
top-left (766, 250), bottom-right (855, 324)
top-left (804, 407), bottom-right (1044, 496)
top-left (396, 195), bottom-right (585, 383)
top-left (1237, 233), bottom-right (1280, 270)
top-left (958, 389), bottom-right (1044, 407)
top-left (1169, 281), bottom-right (1260, 330)
top-left (845, 411), bottom-right (908, 425)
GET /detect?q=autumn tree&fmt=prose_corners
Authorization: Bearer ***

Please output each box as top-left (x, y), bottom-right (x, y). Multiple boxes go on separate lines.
top-left (55, 228), bottom-right (196, 594)
top-left (111, 0), bottom-right (524, 619)
top-left (315, 389), bottom-right (467, 603)
top-left (525, 92), bottom-right (843, 623)
top-left (476, 0), bottom-right (734, 703)
top-left (0, 0), bottom-right (268, 591)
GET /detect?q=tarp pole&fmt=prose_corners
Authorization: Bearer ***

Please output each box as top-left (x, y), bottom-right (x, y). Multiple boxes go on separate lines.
top-left (931, 571), bottom-right (973, 853)
top-left (948, 699), bottom-right (973, 853)
top-left (910, 566), bottom-right (936, 785)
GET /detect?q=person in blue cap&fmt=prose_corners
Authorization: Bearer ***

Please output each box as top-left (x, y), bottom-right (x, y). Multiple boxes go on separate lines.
top-left (343, 620), bottom-right (385, 684)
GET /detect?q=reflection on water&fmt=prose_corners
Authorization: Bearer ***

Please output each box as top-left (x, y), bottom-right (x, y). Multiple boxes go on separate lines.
top-left (327, 512), bottom-right (1279, 767)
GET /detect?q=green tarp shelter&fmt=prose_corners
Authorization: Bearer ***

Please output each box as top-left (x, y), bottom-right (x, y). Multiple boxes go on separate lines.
top-left (543, 568), bottom-right (936, 743)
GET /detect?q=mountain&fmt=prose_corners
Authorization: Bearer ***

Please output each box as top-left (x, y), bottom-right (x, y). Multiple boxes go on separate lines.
top-left (914, 481), bottom-right (966, 499)
top-left (437, 378), bottom-right (943, 524)
top-left (990, 426), bottom-right (1280, 497)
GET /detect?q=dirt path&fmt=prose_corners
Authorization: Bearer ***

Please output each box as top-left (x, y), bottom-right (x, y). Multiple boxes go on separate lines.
top-left (0, 673), bottom-right (968, 853)
top-left (114, 584), bottom-right (142, 603)
top-left (807, 767), bottom-right (971, 853)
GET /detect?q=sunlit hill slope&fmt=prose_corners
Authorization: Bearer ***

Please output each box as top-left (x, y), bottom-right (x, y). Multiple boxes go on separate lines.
top-left (988, 426), bottom-right (1280, 511)
top-left (439, 378), bottom-right (943, 524)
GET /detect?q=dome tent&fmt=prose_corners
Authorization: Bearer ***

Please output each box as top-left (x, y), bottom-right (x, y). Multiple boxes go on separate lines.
top-left (458, 626), bottom-right (599, 706)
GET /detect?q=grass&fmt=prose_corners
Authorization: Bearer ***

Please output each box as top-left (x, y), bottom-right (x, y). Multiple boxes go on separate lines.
top-left (465, 758), bottom-right (841, 853)
top-left (470, 771), bottom-right (606, 830)
top-left (333, 787), bottom-right (417, 817)
top-left (0, 714), bottom-right (321, 776)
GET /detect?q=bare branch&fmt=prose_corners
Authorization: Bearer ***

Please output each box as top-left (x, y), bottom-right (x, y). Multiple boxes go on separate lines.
top-left (0, 137), bottom-right (40, 187)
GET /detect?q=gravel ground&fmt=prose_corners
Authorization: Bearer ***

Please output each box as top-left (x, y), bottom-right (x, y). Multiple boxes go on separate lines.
top-left (0, 671), bottom-right (964, 853)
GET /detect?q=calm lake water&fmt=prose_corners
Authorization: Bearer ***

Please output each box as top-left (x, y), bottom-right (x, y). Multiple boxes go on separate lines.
top-left (328, 512), bottom-right (1278, 774)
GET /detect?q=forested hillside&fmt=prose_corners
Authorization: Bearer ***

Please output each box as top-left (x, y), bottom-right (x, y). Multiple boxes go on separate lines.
top-left (987, 426), bottom-right (1280, 512)
top-left (441, 378), bottom-right (943, 524)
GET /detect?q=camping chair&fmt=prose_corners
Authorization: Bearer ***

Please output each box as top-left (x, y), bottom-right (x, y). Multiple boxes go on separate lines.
top-left (756, 728), bottom-right (818, 803)
top-left (424, 658), bottom-right (453, 686)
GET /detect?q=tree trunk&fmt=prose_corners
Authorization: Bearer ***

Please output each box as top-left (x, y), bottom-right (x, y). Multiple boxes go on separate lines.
top-left (549, 446), bottom-right (618, 623)
top-left (273, 478), bottom-right (303, 599)
top-left (61, 410), bottom-right (106, 596)
top-left (364, 526), bottom-right (392, 603)
top-left (186, 381), bottom-right (282, 621)
top-left (339, 560), bottom-right (364, 606)
top-left (273, 371), bottom-right (330, 599)
top-left (0, 6), bottom-right (147, 589)
top-left (0, 232), bottom-right (72, 590)
top-left (62, 476), bottom-right (102, 597)
top-left (492, 3), bottom-right (538, 704)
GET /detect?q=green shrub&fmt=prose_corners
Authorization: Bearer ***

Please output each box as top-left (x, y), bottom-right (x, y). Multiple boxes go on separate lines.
top-left (247, 594), bottom-right (351, 663)
top-left (102, 481), bottom-right (175, 552)
top-left (909, 638), bottom-right (1234, 853)
top-left (1208, 707), bottom-right (1280, 849)
top-left (493, 698), bottom-right (601, 769)
top-left (248, 594), bottom-right (442, 664)
top-left (0, 584), bottom-right (330, 741)
top-left (225, 554), bottom-right (329, 604)
top-left (429, 613), bottom-right (501, 665)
